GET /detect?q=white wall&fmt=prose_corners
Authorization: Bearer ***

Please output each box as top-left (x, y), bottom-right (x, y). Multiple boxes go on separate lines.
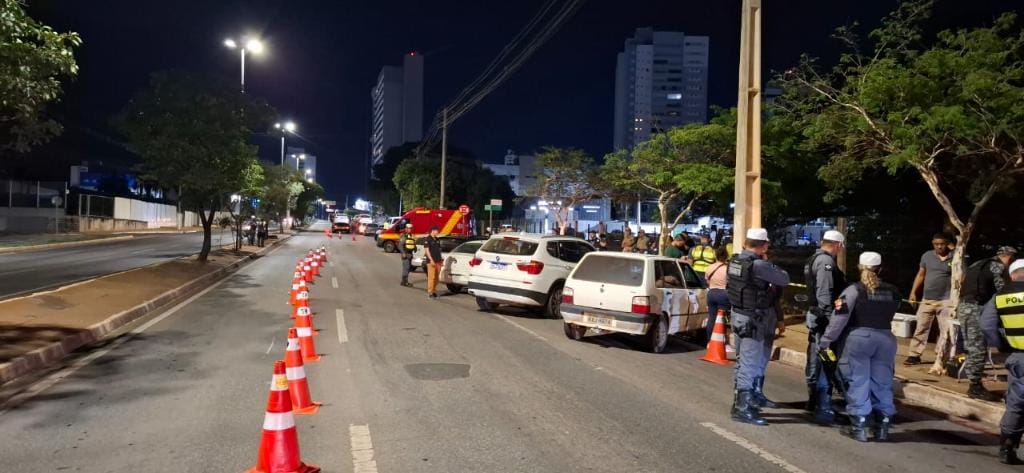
top-left (113, 197), bottom-right (199, 229)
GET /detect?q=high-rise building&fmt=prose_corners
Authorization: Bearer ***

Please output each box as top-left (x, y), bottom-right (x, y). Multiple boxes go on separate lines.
top-left (613, 28), bottom-right (709, 150)
top-left (371, 52), bottom-right (424, 166)
top-left (483, 149), bottom-right (539, 197)
top-left (286, 146), bottom-right (317, 182)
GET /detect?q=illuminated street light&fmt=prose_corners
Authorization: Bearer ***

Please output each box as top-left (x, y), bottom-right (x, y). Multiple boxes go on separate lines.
top-left (273, 121), bottom-right (298, 166)
top-left (223, 36), bottom-right (264, 93)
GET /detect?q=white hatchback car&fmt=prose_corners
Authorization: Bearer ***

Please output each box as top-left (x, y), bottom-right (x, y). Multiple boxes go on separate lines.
top-left (468, 234), bottom-right (595, 317)
top-left (439, 240), bottom-right (485, 294)
top-left (560, 252), bottom-right (707, 353)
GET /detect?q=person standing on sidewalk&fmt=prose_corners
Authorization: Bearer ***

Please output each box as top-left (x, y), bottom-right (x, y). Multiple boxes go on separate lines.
top-left (980, 259), bottom-right (1024, 464)
top-left (703, 246), bottom-right (731, 341)
top-left (819, 252), bottom-right (900, 442)
top-left (728, 228), bottom-right (791, 426)
top-left (398, 224), bottom-right (416, 287)
top-left (959, 246), bottom-right (1016, 402)
top-left (905, 233), bottom-right (955, 366)
top-left (424, 226), bottom-right (443, 299)
top-left (690, 233), bottom-right (717, 279)
top-left (802, 229), bottom-right (846, 424)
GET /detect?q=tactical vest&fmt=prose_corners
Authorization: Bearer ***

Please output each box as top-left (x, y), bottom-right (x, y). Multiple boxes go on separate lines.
top-left (996, 280), bottom-right (1024, 351)
top-left (691, 245), bottom-right (716, 273)
top-left (848, 282), bottom-right (900, 330)
top-left (961, 258), bottom-right (1001, 305)
top-left (402, 233), bottom-right (416, 251)
top-left (803, 250), bottom-right (845, 315)
top-left (727, 253), bottom-right (770, 311)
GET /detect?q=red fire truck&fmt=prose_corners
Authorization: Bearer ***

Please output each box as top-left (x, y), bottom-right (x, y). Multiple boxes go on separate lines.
top-left (376, 207), bottom-right (473, 253)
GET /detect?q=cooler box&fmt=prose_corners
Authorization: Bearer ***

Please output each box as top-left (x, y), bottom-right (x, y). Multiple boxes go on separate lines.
top-left (891, 313), bottom-right (916, 338)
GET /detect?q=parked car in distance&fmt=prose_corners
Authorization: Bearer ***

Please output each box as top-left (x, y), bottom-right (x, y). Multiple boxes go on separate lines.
top-left (411, 235), bottom-right (484, 271)
top-left (332, 214), bottom-right (351, 234)
top-left (361, 223), bottom-right (380, 236)
top-left (468, 233), bottom-right (595, 318)
top-left (439, 240), bottom-right (486, 293)
top-left (560, 252), bottom-right (707, 353)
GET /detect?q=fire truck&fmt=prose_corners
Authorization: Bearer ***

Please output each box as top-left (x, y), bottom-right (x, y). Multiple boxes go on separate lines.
top-left (376, 207), bottom-right (473, 253)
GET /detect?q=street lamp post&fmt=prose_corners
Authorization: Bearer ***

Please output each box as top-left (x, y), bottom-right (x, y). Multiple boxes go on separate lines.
top-left (223, 37), bottom-right (264, 94)
top-left (274, 121), bottom-right (297, 166)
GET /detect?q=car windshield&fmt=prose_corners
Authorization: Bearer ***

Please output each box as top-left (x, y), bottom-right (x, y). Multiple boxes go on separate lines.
top-left (572, 255), bottom-right (644, 287)
top-left (481, 237), bottom-right (538, 256)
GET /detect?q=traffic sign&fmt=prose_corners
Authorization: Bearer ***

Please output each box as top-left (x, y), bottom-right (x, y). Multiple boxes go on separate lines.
top-left (490, 199), bottom-right (502, 206)
top-left (484, 204), bottom-right (502, 211)
top-left (458, 204), bottom-right (470, 215)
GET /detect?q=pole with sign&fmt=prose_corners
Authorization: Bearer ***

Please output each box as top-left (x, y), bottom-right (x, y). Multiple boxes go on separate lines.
top-left (458, 204), bottom-right (470, 234)
top-left (484, 199), bottom-right (502, 234)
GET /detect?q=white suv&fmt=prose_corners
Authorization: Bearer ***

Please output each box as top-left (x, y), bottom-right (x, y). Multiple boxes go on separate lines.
top-left (560, 252), bottom-right (707, 353)
top-left (468, 234), bottom-right (595, 317)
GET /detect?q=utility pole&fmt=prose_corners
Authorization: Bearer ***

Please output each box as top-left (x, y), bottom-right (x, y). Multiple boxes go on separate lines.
top-left (439, 108), bottom-right (448, 209)
top-left (732, 0), bottom-right (763, 250)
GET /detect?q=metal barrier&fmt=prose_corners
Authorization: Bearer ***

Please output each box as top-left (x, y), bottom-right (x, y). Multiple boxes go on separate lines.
top-left (0, 179), bottom-right (68, 208)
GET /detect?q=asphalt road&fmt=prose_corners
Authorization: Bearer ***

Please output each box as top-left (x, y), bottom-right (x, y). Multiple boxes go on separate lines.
top-left (0, 231), bottom-right (244, 299)
top-left (0, 230), bottom-right (1011, 472)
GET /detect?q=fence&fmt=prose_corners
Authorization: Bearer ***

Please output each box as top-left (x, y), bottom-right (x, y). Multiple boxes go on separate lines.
top-left (0, 179), bottom-right (67, 208)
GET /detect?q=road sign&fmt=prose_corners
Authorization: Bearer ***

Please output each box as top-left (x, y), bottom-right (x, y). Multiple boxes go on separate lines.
top-left (490, 199), bottom-right (502, 206)
top-left (484, 204), bottom-right (501, 211)
top-left (458, 204), bottom-right (470, 215)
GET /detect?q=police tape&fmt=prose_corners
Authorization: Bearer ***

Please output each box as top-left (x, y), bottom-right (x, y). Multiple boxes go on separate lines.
top-left (784, 283), bottom-right (957, 310)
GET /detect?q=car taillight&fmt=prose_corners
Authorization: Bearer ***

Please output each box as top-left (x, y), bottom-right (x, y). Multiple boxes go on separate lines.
top-left (562, 287), bottom-right (574, 304)
top-left (516, 260), bottom-right (544, 275)
top-left (631, 296), bottom-right (650, 314)
top-left (469, 257), bottom-right (482, 267)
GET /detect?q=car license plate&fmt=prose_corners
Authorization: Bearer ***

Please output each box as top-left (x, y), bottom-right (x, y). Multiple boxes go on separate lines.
top-left (489, 262), bottom-right (506, 270)
top-left (584, 314), bottom-right (613, 327)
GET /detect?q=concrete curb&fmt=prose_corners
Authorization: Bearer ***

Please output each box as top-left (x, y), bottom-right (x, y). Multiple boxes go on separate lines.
top-left (773, 346), bottom-right (1003, 432)
top-left (0, 235), bottom-right (136, 255)
top-left (0, 234), bottom-right (294, 386)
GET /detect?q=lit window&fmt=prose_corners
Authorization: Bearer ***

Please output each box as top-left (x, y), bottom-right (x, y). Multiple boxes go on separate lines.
top-left (667, 93), bottom-right (682, 100)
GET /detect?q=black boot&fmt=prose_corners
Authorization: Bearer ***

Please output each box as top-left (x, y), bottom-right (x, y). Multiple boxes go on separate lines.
top-left (843, 415), bottom-right (869, 442)
top-left (731, 390), bottom-right (768, 426)
top-left (813, 389), bottom-right (836, 425)
top-left (751, 377), bottom-right (780, 409)
top-left (1000, 433), bottom-right (1022, 465)
top-left (874, 412), bottom-right (891, 442)
top-left (967, 382), bottom-right (1003, 402)
top-left (805, 386), bottom-right (818, 412)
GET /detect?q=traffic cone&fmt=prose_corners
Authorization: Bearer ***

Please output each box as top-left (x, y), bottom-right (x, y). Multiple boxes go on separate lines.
top-left (311, 259), bottom-right (321, 278)
top-left (244, 361), bottom-right (320, 473)
top-left (291, 290), bottom-right (310, 319)
top-left (288, 278), bottom-right (305, 305)
top-left (295, 311), bottom-right (321, 362)
top-left (318, 246), bottom-right (327, 262)
top-left (284, 328), bottom-right (320, 415)
top-left (302, 263), bottom-right (313, 283)
top-left (700, 309), bottom-right (732, 366)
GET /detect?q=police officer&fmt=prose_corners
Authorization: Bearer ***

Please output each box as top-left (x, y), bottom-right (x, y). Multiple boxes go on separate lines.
top-left (819, 252), bottom-right (900, 442)
top-left (398, 223), bottom-right (416, 287)
top-left (981, 259), bottom-right (1024, 464)
top-left (728, 228), bottom-right (791, 426)
top-left (803, 229), bottom-right (847, 424)
top-left (958, 246), bottom-right (1016, 401)
top-left (690, 233), bottom-right (716, 278)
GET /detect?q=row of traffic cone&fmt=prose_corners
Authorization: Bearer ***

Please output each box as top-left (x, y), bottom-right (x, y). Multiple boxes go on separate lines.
top-left (246, 245), bottom-right (329, 473)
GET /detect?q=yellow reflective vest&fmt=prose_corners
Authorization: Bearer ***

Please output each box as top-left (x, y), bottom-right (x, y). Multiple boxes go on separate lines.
top-left (402, 233), bottom-right (416, 251)
top-left (997, 285), bottom-right (1024, 350)
top-left (690, 245), bottom-right (716, 273)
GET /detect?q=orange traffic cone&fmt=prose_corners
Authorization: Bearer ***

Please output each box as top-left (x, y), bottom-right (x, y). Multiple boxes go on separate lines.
top-left (302, 263), bottom-right (313, 283)
top-left (311, 259), bottom-right (321, 278)
top-left (295, 311), bottom-right (321, 363)
top-left (289, 278), bottom-right (305, 305)
top-left (244, 361), bottom-right (320, 473)
top-left (291, 290), bottom-right (310, 319)
top-left (701, 309), bottom-right (732, 365)
top-left (284, 328), bottom-right (320, 415)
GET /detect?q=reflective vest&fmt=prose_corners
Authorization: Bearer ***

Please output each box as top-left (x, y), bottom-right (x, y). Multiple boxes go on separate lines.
top-left (727, 252), bottom-right (770, 311)
top-left (848, 282), bottom-right (900, 330)
top-left (690, 245), bottom-right (716, 273)
top-left (402, 233), bottom-right (416, 251)
top-left (996, 281), bottom-right (1024, 350)
top-left (803, 250), bottom-right (845, 316)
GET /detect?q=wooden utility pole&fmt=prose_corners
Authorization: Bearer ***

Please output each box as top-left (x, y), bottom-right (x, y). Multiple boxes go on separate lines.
top-left (439, 108), bottom-right (448, 209)
top-left (733, 0), bottom-right (762, 250)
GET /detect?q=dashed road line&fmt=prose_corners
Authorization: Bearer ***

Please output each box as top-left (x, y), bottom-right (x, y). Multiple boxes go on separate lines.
top-left (349, 424), bottom-right (378, 473)
top-left (492, 313), bottom-right (548, 342)
top-left (332, 276), bottom-right (339, 288)
top-left (700, 422), bottom-right (807, 473)
top-left (265, 337), bottom-right (275, 355)
top-left (337, 309), bottom-right (348, 343)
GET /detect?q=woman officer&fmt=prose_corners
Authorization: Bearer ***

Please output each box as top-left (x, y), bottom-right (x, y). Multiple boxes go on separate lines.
top-left (818, 252), bottom-right (900, 442)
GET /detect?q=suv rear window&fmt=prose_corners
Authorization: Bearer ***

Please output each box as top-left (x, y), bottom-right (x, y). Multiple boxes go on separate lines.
top-left (572, 255), bottom-right (644, 287)
top-left (481, 238), bottom-right (539, 256)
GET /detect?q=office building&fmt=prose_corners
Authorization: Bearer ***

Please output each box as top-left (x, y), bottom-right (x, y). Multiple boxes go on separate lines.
top-left (483, 149), bottom-right (538, 197)
top-left (613, 28), bottom-right (709, 150)
top-left (371, 52), bottom-right (424, 166)
top-left (286, 146), bottom-right (317, 182)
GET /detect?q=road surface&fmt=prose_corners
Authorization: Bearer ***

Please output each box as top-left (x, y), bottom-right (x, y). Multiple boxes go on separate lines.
top-left (0, 231), bottom-right (1010, 472)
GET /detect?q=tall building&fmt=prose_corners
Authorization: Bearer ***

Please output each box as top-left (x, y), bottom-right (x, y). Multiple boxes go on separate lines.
top-left (371, 52), bottom-right (424, 166)
top-left (613, 28), bottom-right (709, 150)
top-left (483, 149), bottom-right (538, 197)
top-left (286, 146), bottom-right (317, 182)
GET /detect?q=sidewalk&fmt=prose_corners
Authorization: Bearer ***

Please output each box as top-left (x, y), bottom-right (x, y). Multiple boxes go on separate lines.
top-left (0, 237), bottom-right (291, 385)
top-left (771, 317), bottom-right (1007, 431)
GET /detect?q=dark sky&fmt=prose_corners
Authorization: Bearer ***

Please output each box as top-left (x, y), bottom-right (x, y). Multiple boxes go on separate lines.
top-left (28, 0), bottom-right (1020, 203)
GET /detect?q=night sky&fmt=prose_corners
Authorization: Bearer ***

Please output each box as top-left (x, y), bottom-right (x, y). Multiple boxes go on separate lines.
top-left (27, 0), bottom-right (1019, 203)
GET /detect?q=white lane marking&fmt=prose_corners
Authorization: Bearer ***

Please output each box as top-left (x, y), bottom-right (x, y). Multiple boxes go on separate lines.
top-left (329, 261), bottom-right (335, 267)
top-left (349, 424), bottom-right (378, 473)
top-left (492, 313), bottom-right (548, 342)
top-left (337, 309), bottom-right (348, 343)
top-left (700, 422), bottom-right (807, 473)
top-left (332, 277), bottom-right (339, 288)
top-left (0, 272), bottom-right (234, 416)
top-left (265, 337), bottom-right (275, 355)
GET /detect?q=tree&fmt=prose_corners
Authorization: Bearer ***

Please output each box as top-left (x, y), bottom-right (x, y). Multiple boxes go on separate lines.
top-left (602, 123), bottom-right (735, 253)
top-left (781, 0), bottom-right (1024, 304)
top-left (391, 150), bottom-right (514, 216)
top-left (293, 180), bottom-right (325, 224)
top-left (531, 147), bottom-right (599, 235)
top-left (260, 163), bottom-right (304, 232)
top-left (114, 71), bottom-right (274, 262)
top-left (0, 0), bottom-right (81, 153)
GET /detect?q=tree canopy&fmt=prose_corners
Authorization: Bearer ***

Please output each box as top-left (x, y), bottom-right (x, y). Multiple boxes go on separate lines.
top-left (531, 147), bottom-right (599, 235)
top-left (391, 150), bottom-right (515, 216)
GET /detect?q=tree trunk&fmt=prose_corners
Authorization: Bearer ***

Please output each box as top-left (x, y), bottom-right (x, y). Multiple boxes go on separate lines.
top-left (198, 209), bottom-right (213, 263)
top-left (657, 200), bottom-right (670, 256)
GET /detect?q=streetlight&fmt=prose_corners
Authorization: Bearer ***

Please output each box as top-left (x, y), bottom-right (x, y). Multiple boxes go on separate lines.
top-left (289, 153), bottom-right (306, 170)
top-left (274, 121), bottom-right (297, 166)
top-left (223, 36), bottom-right (264, 94)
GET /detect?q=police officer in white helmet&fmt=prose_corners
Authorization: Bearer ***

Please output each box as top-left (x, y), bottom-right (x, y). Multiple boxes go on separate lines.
top-left (803, 229), bottom-right (847, 424)
top-left (819, 251), bottom-right (900, 442)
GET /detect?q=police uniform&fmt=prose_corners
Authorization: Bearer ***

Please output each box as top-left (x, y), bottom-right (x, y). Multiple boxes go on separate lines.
top-left (398, 229), bottom-right (416, 286)
top-left (803, 236), bottom-right (846, 423)
top-left (980, 260), bottom-right (1024, 464)
top-left (819, 252), bottom-right (899, 442)
top-left (727, 229), bottom-right (791, 426)
top-left (690, 243), bottom-right (716, 275)
top-left (958, 248), bottom-right (1013, 402)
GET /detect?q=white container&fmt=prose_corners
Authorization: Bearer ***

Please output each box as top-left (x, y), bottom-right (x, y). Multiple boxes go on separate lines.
top-left (891, 313), bottom-right (916, 338)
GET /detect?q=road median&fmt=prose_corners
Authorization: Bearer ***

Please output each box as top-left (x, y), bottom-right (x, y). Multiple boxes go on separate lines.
top-left (0, 235), bottom-right (291, 385)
